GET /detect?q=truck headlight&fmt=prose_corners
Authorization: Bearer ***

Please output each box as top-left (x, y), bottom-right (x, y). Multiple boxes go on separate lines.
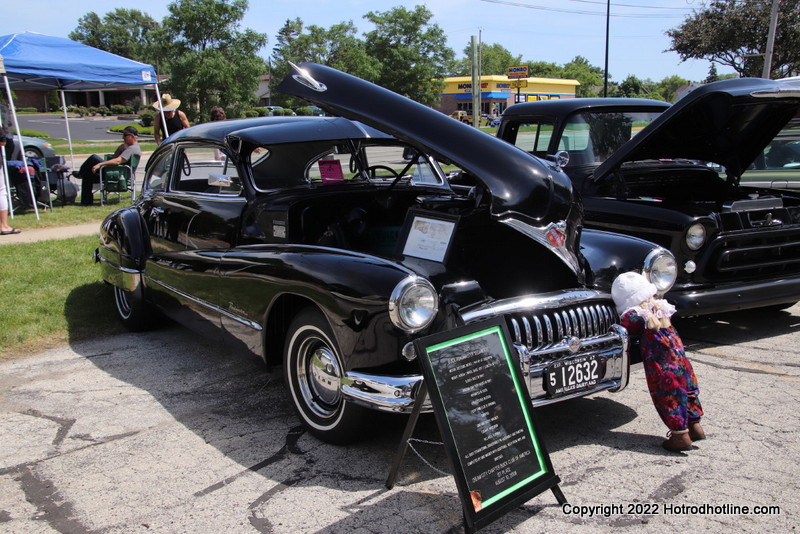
top-left (643, 249), bottom-right (677, 294)
top-left (685, 223), bottom-right (706, 251)
top-left (389, 276), bottom-right (438, 333)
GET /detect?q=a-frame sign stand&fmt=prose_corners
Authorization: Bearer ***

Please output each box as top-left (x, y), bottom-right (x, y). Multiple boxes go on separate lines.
top-left (386, 319), bottom-right (567, 533)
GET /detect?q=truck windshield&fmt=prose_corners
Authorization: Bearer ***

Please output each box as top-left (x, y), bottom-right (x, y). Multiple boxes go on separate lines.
top-left (562, 111), bottom-right (663, 166)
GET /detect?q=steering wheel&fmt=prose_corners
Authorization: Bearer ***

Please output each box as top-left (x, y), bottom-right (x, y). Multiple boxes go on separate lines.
top-left (367, 165), bottom-right (399, 179)
top-left (181, 154), bottom-right (192, 176)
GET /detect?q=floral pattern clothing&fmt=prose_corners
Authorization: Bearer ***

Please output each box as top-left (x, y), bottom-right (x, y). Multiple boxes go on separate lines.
top-left (620, 310), bottom-right (703, 431)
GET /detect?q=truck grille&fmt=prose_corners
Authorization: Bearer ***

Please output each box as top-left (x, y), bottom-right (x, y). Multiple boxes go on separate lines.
top-left (703, 226), bottom-right (800, 281)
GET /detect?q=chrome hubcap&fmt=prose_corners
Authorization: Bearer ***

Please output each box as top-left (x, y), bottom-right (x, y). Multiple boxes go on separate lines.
top-left (308, 346), bottom-right (341, 406)
top-left (296, 335), bottom-right (342, 417)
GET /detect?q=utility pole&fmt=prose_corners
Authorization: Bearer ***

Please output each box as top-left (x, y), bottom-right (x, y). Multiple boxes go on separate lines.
top-left (762, 0), bottom-right (780, 79)
top-left (603, 0), bottom-right (610, 97)
top-left (471, 35), bottom-right (481, 128)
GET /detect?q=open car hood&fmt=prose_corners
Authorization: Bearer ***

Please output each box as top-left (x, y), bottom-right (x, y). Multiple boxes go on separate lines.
top-left (277, 62), bottom-right (574, 228)
top-left (594, 77), bottom-right (800, 181)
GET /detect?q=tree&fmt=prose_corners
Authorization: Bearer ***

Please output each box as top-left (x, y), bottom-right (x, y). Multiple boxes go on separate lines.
top-left (705, 63), bottom-right (719, 84)
top-left (363, 5), bottom-right (455, 106)
top-left (270, 18), bottom-right (379, 107)
top-left (69, 9), bottom-right (161, 67)
top-left (524, 61), bottom-right (564, 79)
top-left (667, 0), bottom-right (800, 78)
top-left (654, 75), bottom-right (690, 103)
top-left (616, 75), bottom-right (652, 99)
top-left (562, 56), bottom-right (605, 97)
top-left (450, 42), bottom-right (521, 77)
top-left (159, 0), bottom-right (267, 121)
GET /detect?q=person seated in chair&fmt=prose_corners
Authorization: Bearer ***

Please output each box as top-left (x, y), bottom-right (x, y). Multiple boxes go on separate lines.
top-left (77, 126), bottom-right (141, 206)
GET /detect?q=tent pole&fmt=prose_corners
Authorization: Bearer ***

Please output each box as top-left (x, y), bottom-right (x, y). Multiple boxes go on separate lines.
top-left (154, 83), bottom-right (169, 141)
top-left (2, 73), bottom-right (39, 220)
top-left (59, 90), bottom-right (75, 169)
top-left (1, 142), bottom-right (11, 219)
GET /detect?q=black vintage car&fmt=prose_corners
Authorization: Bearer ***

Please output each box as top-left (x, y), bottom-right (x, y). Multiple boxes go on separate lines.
top-left (498, 78), bottom-right (800, 316)
top-left (95, 63), bottom-right (675, 443)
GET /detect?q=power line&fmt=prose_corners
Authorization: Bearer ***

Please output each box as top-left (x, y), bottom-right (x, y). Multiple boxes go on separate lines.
top-left (566, 0), bottom-right (697, 9)
top-left (478, 0), bottom-right (695, 18)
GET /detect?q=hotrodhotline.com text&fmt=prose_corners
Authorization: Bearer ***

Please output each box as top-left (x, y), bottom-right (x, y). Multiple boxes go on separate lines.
top-left (561, 503), bottom-right (781, 518)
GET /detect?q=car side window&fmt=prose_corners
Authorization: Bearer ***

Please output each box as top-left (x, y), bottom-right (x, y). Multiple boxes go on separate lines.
top-left (172, 146), bottom-right (242, 195)
top-left (511, 121), bottom-right (556, 159)
top-left (143, 148), bottom-right (174, 192)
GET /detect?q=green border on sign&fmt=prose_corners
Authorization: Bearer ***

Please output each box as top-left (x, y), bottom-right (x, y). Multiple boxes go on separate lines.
top-left (426, 325), bottom-right (548, 510)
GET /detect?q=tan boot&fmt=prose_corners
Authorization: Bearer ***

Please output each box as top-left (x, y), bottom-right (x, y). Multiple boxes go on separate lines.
top-left (689, 422), bottom-right (705, 441)
top-left (662, 430), bottom-right (692, 452)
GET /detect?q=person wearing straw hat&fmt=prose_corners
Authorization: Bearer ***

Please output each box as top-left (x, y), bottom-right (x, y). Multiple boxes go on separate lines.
top-left (152, 94), bottom-right (190, 144)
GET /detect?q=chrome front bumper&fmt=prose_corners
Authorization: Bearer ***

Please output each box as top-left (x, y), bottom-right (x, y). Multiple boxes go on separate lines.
top-left (341, 324), bottom-right (630, 414)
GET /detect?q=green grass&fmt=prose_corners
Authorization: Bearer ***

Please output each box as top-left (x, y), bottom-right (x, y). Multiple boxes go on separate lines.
top-left (0, 235), bottom-right (124, 359)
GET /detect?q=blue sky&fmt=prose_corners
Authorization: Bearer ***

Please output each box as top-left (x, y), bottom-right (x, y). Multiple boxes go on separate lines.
top-left (0, 0), bottom-right (731, 83)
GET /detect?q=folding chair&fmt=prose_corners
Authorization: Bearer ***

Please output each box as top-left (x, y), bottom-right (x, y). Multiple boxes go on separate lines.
top-left (7, 160), bottom-right (52, 212)
top-left (99, 153), bottom-right (140, 205)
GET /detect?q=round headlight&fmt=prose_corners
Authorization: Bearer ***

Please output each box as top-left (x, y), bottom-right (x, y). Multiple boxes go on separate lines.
top-left (685, 223), bottom-right (706, 251)
top-left (389, 276), bottom-right (438, 333)
top-left (643, 249), bottom-right (678, 293)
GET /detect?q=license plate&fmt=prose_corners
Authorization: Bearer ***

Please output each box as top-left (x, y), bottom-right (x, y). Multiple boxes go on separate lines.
top-left (544, 354), bottom-right (605, 397)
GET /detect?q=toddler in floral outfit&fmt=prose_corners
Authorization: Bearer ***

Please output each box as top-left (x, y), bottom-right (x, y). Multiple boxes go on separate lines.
top-left (612, 271), bottom-right (705, 452)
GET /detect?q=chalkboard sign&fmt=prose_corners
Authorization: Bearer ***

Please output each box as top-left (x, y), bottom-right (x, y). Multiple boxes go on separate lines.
top-left (413, 318), bottom-right (561, 533)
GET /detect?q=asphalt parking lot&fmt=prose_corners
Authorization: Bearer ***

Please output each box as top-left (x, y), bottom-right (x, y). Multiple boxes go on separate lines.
top-left (1, 305), bottom-right (798, 533)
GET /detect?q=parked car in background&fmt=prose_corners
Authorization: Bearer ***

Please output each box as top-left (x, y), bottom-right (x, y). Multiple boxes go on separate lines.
top-left (449, 110), bottom-right (471, 123)
top-left (95, 63), bottom-right (675, 443)
top-left (10, 135), bottom-right (56, 160)
top-left (291, 105), bottom-right (325, 116)
top-left (740, 114), bottom-right (800, 190)
top-left (498, 77), bottom-right (800, 316)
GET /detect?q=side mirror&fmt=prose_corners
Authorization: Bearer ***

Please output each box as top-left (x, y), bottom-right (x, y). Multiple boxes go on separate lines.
top-left (208, 174), bottom-right (232, 187)
top-left (548, 150), bottom-right (570, 171)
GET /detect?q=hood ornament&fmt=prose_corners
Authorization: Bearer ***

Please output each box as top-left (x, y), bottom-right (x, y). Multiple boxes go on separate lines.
top-left (289, 61), bottom-right (327, 92)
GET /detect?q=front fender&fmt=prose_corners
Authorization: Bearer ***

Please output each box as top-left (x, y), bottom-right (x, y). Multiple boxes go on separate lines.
top-left (96, 207), bottom-right (150, 290)
top-left (581, 228), bottom-right (667, 291)
top-left (221, 245), bottom-right (421, 369)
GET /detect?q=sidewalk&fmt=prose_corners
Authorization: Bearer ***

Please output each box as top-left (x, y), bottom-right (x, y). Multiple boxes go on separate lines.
top-left (0, 222), bottom-right (100, 245)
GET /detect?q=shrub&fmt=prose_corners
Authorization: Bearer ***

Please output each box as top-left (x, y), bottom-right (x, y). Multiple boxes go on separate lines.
top-left (139, 110), bottom-right (154, 127)
top-left (294, 106), bottom-right (314, 116)
top-left (17, 107), bottom-right (38, 113)
top-left (244, 109), bottom-right (259, 118)
top-left (110, 104), bottom-right (128, 115)
top-left (96, 106), bottom-right (111, 116)
top-left (255, 108), bottom-right (269, 117)
top-left (273, 108), bottom-right (293, 116)
top-left (110, 123), bottom-right (154, 136)
top-left (14, 129), bottom-right (49, 138)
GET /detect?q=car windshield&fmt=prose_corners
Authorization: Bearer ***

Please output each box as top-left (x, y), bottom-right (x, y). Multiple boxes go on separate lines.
top-left (561, 111), bottom-right (663, 166)
top-left (747, 117), bottom-right (800, 171)
top-left (250, 140), bottom-right (445, 191)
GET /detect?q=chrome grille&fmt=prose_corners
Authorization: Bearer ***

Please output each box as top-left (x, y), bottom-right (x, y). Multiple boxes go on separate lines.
top-left (704, 227), bottom-right (800, 281)
top-left (508, 302), bottom-right (618, 353)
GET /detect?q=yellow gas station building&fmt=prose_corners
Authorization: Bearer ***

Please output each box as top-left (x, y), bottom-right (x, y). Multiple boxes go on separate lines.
top-left (437, 74), bottom-right (579, 118)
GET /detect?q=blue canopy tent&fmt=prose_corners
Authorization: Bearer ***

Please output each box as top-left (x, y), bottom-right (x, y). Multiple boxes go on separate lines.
top-left (0, 32), bottom-right (163, 217)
